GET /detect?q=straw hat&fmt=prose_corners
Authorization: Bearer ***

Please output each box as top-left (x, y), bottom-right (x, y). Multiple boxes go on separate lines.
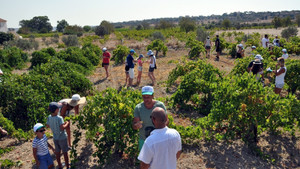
top-left (65, 94), bottom-right (86, 107)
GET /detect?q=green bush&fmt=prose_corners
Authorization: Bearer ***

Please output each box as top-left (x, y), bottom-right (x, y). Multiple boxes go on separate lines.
top-left (5, 38), bottom-right (39, 51)
top-left (147, 39), bottom-right (168, 56)
top-left (285, 59), bottom-right (300, 94)
top-left (63, 25), bottom-right (84, 37)
top-left (281, 26), bottom-right (298, 40)
top-left (112, 45), bottom-right (130, 64)
top-left (30, 51), bottom-right (52, 68)
top-left (57, 47), bottom-right (93, 70)
top-left (62, 35), bottom-right (79, 47)
top-left (151, 31), bottom-right (165, 41)
top-left (0, 32), bottom-right (14, 45)
top-left (0, 47), bottom-right (28, 69)
top-left (82, 43), bottom-right (102, 66)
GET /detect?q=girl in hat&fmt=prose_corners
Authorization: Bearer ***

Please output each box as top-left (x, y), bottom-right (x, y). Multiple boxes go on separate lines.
top-left (136, 54), bottom-right (144, 85)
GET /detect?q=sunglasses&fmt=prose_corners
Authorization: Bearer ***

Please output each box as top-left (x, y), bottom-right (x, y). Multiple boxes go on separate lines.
top-left (37, 129), bottom-right (45, 132)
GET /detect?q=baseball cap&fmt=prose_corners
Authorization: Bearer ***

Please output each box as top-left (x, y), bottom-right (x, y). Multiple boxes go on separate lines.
top-left (282, 49), bottom-right (287, 53)
top-left (130, 49), bottom-right (135, 53)
top-left (139, 54), bottom-right (144, 58)
top-left (102, 47), bottom-right (107, 52)
top-left (251, 46), bottom-right (256, 49)
top-left (49, 102), bottom-right (62, 113)
top-left (142, 86), bottom-right (154, 95)
top-left (147, 50), bottom-right (154, 56)
top-left (33, 123), bottom-right (45, 132)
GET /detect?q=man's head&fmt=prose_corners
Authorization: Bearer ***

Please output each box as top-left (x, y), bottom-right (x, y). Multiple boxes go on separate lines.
top-left (142, 86), bottom-right (154, 105)
top-left (151, 107), bottom-right (167, 129)
top-left (49, 102), bottom-right (62, 115)
top-left (265, 34), bottom-right (268, 38)
top-left (216, 35), bottom-right (219, 38)
top-left (130, 49), bottom-right (135, 55)
top-left (33, 123), bottom-right (45, 137)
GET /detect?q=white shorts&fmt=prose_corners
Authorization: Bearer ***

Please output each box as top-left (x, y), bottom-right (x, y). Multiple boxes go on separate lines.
top-left (275, 83), bottom-right (284, 89)
top-left (129, 68), bottom-right (134, 79)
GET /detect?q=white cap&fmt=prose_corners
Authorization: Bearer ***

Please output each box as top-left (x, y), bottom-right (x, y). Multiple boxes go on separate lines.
top-left (147, 50), bottom-right (154, 56)
top-left (102, 47), bottom-right (107, 52)
top-left (238, 44), bottom-right (243, 47)
top-left (142, 86), bottom-right (154, 95)
top-left (282, 49), bottom-right (287, 53)
top-left (254, 54), bottom-right (263, 60)
top-left (251, 46), bottom-right (256, 49)
top-left (33, 123), bottom-right (45, 132)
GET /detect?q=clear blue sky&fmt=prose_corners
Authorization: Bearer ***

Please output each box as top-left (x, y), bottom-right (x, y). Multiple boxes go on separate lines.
top-left (1, 0), bottom-right (300, 28)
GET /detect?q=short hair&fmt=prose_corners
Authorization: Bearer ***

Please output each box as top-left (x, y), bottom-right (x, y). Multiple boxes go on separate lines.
top-left (265, 34), bottom-right (268, 38)
top-left (216, 35), bottom-right (219, 37)
top-left (277, 57), bottom-right (285, 64)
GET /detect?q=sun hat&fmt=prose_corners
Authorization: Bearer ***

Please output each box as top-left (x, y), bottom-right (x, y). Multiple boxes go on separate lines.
top-left (49, 102), bottom-right (62, 113)
top-left (142, 86), bottom-right (154, 95)
top-left (130, 49), bottom-right (135, 53)
top-left (65, 94), bottom-right (86, 107)
top-left (139, 54), bottom-right (144, 59)
top-left (102, 47), bottom-right (107, 52)
top-left (251, 46), bottom-right (256, 49)
top-left (254, 54), bottom-right (263, 61)
top-left (238, 44), bottom-right (243, 47)
top-left (33, 123), bottom-right (45, 132)
top-left (282, 49), bottom-right (287, 53)
top-left (147, 50), bottom-right (154, 56)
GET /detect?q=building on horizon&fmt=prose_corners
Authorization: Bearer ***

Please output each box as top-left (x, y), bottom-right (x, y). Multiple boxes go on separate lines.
top-left (0, 18), bottom-right (8, 33)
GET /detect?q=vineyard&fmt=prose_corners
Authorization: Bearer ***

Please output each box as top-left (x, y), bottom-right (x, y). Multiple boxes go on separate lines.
top-left (0, 26), bottom-right (299, 168)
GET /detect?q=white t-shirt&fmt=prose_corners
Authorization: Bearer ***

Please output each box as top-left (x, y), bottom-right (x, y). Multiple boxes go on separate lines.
top-left (149, 55), bottom-right (156, 68)
top-left (205, 39), bottom-right (211, 46)
top-left (262, 38), bottom-right (269, 48)
top-left (282, 53), bottom-right (288, 60)
top-left (275, 67), bottom-right (287, 84)
top-left (138, 127), bottom-right (182, 169)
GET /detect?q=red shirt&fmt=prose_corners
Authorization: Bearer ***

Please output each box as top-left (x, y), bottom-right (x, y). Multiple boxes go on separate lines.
top-left (102, 52), bottom-right (111, 63)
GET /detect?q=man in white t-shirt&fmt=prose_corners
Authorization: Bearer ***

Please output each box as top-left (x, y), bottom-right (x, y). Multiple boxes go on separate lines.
top-left (282, 49), bottom-right (288, 60)
top-left (261, 34), bottom-right (269, 48)
top-left (138, 107), bottom-right (182, 169)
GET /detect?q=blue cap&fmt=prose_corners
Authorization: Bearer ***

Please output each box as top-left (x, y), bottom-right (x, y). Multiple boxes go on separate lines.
top-left (49, 102), bottom-right (62, 113)
top-left (130, 49), bottom-right (135, 53)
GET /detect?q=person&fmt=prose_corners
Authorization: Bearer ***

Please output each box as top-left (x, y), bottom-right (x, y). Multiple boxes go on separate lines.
top-left (136, 54), bottom-right (144, 85)
top-left (215, 35), bottom-right (221, 61)
top-left (251, 46), bottom-right (256, 56)
top-left (58, 94), bottom-right (86, 147)
top-left (125, 58), bottom-right (129, 85)
top-left (273, 35), bottom-right (280, 47)
top-left (127, 49), bottom-right (137, 86)
top-left (147, 50), bottom-right (156, 86)
top-left (0, 127), bottom-right (8, 137)
top-left (273, 57), bottom-right (286, 94)
top-left (0, 68), bottom-right (3, 75)
top-left (205, 36), bottom-right (212, 58)
top-left (47, 102), bottom-right (70, 169)
top-left (249, 59), bottom-right (264, 81)
top-left (132, 86), bottom-right (167, 150)
top-left (32, 123), bottom-right (55, 169)
top-left (102, 47), bottom-right (111, 78)
top-left (262, 34), bottom-right (269, 48)
top-left (282, 49), bottom-right (288, 60)
top-left (236, 44), bottom-right (244, 59)
top-left (138, 107), bottom-right (182, 169)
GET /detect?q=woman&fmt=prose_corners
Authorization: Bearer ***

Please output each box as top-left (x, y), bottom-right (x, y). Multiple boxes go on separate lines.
top-left (102, 47), bottom-right (111, 78)
top-left (59, 94), bottom-right (86, 147)
top-left (147, 50), bottom-right (156, 86)
top-left (236, 44), bottom-right (244, 59)
top-left (136, 54), bottom-right (144, 85)
top-left (205, 36), bottom-right (212, 58)
top-left (273, 57), bottom-right (286, 94)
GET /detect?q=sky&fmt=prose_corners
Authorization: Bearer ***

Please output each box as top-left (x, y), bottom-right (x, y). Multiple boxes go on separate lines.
top-left (1, 0), bottom-right (300, 28)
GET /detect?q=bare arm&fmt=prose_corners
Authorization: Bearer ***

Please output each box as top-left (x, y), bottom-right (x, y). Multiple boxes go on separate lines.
top-left (140, 161), bottom-right (150, 169)
top-left (132, 117), bottom-right (142, 130)
top-left (273, 66), bottom-right (285, 76)
top-left (47, 142), bottom-right (55, 152)
top-left (33, 148), bottom-right (39, 166)
top-left (60, 121), bottom-right (69, 131)
top-left (74, 105), bottom-right (79, 115)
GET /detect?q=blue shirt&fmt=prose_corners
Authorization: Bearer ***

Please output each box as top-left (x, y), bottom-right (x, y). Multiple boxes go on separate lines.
top-left (47, 115), bottom-right (67, 140)
top-left (127, 54), bottom-right (134, 68)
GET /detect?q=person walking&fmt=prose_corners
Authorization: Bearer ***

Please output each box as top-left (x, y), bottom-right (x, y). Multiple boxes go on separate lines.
top-left (215, 35), bottom-right (221, 61)
top-left (205, 36), bottom-right (212, 58)
top-left (136, 54), bottom-right (144, 85)
top-left (127, 49), bottom-right (136, 86)
top-left (147, 50), bottom-right (156, 86)
top-left (273, 57), bottom-right (286, 94)
top-left (138, 107), bottom-right (182, 169)
top-left (132, 86), bottom-right (167, 150)
top-left (102, 47), bottom-right (111, 78)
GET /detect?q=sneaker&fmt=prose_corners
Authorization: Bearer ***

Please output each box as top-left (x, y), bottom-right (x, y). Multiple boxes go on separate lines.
top-left (215, 57), bottom-right (219, 61)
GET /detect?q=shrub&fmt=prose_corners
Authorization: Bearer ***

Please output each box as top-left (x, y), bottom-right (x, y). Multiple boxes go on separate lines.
top-left (5, 38), bottom-right (39, 51)
top-left (62, 35), bottom-right (79, 47)
top-left (179, 17), bottom-right (196, 33)
top-left (83, 25), bottom-right (91, 32)
top-left (57, 47), bottom-right (93, 70)
top-left (0, 32), bottom-right (14, 45)
top-left (95, 20), bottom-right (114, 36)
top-left (285, 59), bottom-right (300, 94)
top-left (0, 47), bottom-right (28, 69)
top-left (281, 26), bottom-right (298, 40)
top-left (30, 51), bottom-right (52, 68)
top-left (112, 45), bottom-right (130, 64)
top-left (196, 27), bottom-right (209, 42)
top-left (146, 39), bottom-right (168, 56)
top-left (151, 31), bottom-right (165, 41)
top-left (185, 38), bottom-right (205, 59)
top-left (63, 25), bottom-right (84, 37)
top-left (82, 43), bottom-right (102, 66)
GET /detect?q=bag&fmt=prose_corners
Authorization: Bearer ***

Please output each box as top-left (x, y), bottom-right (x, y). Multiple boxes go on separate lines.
top-left (125, 65), bottom-right (129, 71)
top-left (154, 63), bottom-right (157, 69)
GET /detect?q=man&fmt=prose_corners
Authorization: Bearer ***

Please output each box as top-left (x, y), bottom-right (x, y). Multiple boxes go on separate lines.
top-left (138, 107), bottom-right (182, 169)
top-left (273, 35), bottom-right (280, 47)
top-left (247, 54), bottom-right (264, 81)
top-left (262, 34), bottom-right (269, 48)
top-left (133, 86), bottom-right (167, 150)
top-left (215, 35), bottom-right (221, 61)
top-left (127, 49), bottom-right (137, 86)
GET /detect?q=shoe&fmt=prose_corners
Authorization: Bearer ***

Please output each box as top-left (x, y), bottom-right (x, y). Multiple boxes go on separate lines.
top-left (215, 57), bottom-right (219, 61)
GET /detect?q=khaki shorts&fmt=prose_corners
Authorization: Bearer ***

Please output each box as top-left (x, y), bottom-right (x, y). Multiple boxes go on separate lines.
top-left (54, 139), bottom-right (69, 153)
top-left (129, 68), bottom-right (134, 79)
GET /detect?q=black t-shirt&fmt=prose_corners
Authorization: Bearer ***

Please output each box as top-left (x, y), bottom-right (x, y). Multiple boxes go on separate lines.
top-left (215, 38), bottom-right (220, 48)
top-left (248, 60), bottom-right (264, 74)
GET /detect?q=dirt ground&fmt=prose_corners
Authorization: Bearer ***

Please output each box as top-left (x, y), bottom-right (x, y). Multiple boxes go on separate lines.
top-left (1, 30), bottom-right (300, 169)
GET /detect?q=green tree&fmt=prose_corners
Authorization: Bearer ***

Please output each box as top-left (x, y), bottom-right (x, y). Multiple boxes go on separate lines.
top-left (179, 17), bottom-right (196, 33)
top-left (281, 26), bottom-right (298, 40)
top-left (63, 25), bottom-right (84, 37)
top-left (282, 16), bottom-right (292, 27)
top-left (57, 19), bottom-right (69, 32)
top-left (157, 20), bottom-right (174, 29)
top-left (0, 32), bottom-right (14, 45)
top-left (272, 17), bottom-right (282, 29)
top-left (95, 20), bottom-right (114, 36)
top-left (147, 39), bottom-right (168, 56)
top-left (196, 27), bottom-right (209, 42)
top-left (19, 16), bottom-right (52, 33)
top-left (83, 25), bottom-right (91, 32)
top-left (222, 19), bottom-right (231, 29)
top-left (141, 21), bottom-right (150, 29)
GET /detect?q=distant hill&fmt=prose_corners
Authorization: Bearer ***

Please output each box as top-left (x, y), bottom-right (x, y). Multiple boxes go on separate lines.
top-left (113, 10), bottom-right (300, 27)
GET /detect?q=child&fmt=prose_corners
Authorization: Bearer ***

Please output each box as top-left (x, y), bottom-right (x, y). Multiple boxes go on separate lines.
top-left (273, 57), bottom-right (286, 94)
top-left (32, 123), bottom-right (54, 169)
top-left (282, 49), bottom-right (288, 60)
top-left (47, 102), bottom-right (70, 169)
top-left (136, 54), bottom-right (144, 85)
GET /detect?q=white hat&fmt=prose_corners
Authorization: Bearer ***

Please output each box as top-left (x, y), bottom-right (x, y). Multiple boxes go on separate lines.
top-left (102, 47), bottom-right (107, 52)
top-left (33, 123), bottom-right (45, 132)
top-left (65, 94), bottom-right (86, 107)
top-left (251, 46), bottom-right (256, 49)
top-left (238, 44), bottom-right (243, 47)
top-left (147, 50), bottom-right (154, 56)
top-left (142, 86), bottom-right (154, 95)
top-left (254, 54), bottom-right (263, 60)
top-left (282, 49), bottom-right (287, 53)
